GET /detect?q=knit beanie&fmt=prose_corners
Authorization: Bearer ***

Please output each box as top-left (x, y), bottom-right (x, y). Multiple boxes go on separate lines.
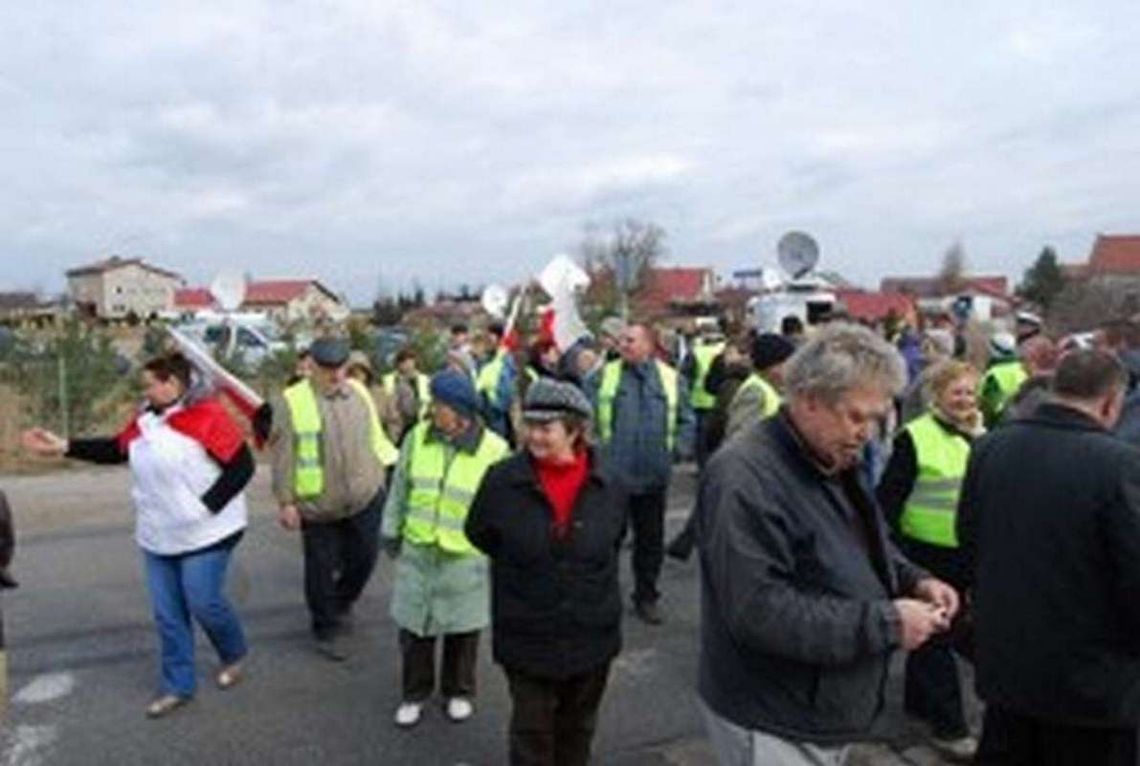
top-left (750, 333), bottom-right (797, 371)
top-left (430, 369), bottom-right (480, 418)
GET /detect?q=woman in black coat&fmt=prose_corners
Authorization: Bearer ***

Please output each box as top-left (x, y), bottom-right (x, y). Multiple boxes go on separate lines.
top-left (466, 378), bottom-right (626, 766)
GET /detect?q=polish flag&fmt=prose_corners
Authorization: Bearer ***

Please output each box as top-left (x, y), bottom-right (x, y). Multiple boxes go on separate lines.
top-left (538, 255), bottom-right (591, 351)
top-left (167, 327), bottom-right (267, 439)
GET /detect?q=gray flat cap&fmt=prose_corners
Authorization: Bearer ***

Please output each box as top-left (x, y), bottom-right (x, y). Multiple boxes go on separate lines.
top-left (523, 378), bottom-right (594, 422)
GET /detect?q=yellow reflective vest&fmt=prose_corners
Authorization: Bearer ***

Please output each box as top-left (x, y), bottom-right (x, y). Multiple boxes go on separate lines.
top-left (597, 359), bottom-right (679, 451)
top-left (383, 371), bottom-right (431, 419)
top-left (899, 413), bottom-right (970, 548)
top-left (980, 360), bottom-right (1027, 424)
top-left (734, 373), bottom-right (782, 419)
top-left (689, 342), bottom-right (725, 411)
top-left (402, 422), bottom-right (509, 556)
top-left (282, 378), bottom-right (400, 499)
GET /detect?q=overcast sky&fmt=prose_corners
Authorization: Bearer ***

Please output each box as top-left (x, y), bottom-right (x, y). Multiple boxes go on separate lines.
top-left (3, 1), bottom-right (1139, 304)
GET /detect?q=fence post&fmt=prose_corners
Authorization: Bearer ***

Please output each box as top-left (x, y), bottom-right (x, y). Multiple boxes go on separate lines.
top-left (58, 352), bottom-right (69, 439)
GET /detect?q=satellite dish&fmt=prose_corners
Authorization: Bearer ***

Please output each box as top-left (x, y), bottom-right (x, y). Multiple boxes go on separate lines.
top-left (481, 284), bottom-right (509, 320)
top-left (777, 231), bottom-right (820, 279)
top-left (210, 270), bottom-right (247, 313)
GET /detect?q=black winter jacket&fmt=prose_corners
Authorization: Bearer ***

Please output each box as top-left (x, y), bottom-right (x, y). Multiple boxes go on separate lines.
top-left (696, 413), bottom-right (926, 744)
top-left (958, 402), bottom-right (1140, 726)
top-left (465, 449), bottom-right (626, 679)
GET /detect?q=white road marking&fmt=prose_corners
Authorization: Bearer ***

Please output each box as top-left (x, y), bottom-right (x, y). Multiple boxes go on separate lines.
top-left (12, 673), bottom-right (75, 705)
top-left (1, 725), bottom-right (58, 766)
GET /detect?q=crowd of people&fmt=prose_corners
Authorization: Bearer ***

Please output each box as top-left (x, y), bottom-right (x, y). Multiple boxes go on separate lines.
top-left (18, 307), bottom-right (1140, 765)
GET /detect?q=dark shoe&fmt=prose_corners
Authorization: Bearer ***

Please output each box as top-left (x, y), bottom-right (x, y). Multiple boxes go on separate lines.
top-left (314, 634), bottom-right (350, 662)
top-left (665, 533), bottom-right (693, 561)
top-left (633, 600), bottom-right (664, 625)
top-left (146, 694), bottom-right (191, 719)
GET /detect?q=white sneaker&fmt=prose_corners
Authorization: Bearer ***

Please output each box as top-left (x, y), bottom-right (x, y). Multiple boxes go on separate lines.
top-left (445, 697), bottom-right (474, 722)
top-left (394, 701), bottom-right (423, 728)
top-left (930, 735), bottom-right (978, 762)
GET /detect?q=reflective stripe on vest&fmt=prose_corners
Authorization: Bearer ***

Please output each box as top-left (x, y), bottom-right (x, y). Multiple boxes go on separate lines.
top-left (283, 379), bottom-right (400, 499)
top-left (734, 373), bottom-right (782, 419)
top-left (283, 381), bottom-right (324, 498)
top-left (899, 413), bottom-right (970, 548)
top-left (402, 423), bottom-right (509, 555)
top-left (690, 343), bottom-right (725, 411)
top-left (597, 359), bottom-right (679, 451)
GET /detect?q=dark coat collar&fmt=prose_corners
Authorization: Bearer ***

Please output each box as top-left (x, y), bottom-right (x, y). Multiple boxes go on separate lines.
top-left (767, 410), bottom-right (854, 482)
top-left (500, 446), bottom-right (612, 489)
top-left (1020, 401), bottom-right (1108, 434)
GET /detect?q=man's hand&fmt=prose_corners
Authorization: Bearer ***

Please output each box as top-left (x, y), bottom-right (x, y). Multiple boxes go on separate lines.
top-left (893, 598), bottom-right (951, 651)
top-left (278, 504), bottom-right (302, 531)
top-left (912, 577), bottom-right (960, 621)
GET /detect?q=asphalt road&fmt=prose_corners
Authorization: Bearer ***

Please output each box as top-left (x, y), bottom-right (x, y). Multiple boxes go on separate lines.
top-left (0, 465), bottom-right (975, 765)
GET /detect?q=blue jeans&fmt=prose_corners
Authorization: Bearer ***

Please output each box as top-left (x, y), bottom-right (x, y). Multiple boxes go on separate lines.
top-left (143, 539), bottom-right (248, 697)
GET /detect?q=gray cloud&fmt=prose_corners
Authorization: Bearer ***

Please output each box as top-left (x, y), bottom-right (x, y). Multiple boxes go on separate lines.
top-left (2, 1), bottom-right (1139, 301)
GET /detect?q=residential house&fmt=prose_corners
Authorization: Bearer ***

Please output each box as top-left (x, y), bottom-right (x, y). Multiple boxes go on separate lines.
top-left (1067, 234), bottom-right (1140, 287)
top-left (834, 289), bottom-right (918, 328)
top-left (0, 292), bottom-right (64, 327)
top-left (173, 279), bottom-right (350, 324)
top-left (880, 275), bottom-right (1014, 321)
top-left (66, 256), bottom-right (183, 319)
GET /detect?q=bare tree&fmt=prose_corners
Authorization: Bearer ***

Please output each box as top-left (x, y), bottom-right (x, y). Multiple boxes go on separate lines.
top-left (936, 241), bottom-right (968, 295)
top-left (579, 218), bottom-right (667, 317)
top-left (1048, 279), bottom-right (1140, 333)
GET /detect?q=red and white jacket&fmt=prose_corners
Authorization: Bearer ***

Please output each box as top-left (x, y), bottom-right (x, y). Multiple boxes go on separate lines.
top-left (116, 399), bottom-right (248, 555)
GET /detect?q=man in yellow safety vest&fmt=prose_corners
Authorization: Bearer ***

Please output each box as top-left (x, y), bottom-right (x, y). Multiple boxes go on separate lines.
top-left (724, 332), bottom-right (797, 441)
top-left (590, 322), bottom-right (694, 625)
top-left (269, 337), bottom-right (398, 661)
top-left (682, 333), bottom-right (726, 469)
top-left (382, 347), bottom-right (431, 444)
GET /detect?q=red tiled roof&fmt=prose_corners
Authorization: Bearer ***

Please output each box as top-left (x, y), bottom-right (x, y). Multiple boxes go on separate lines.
top-left (1088, 234), bottom-right (1140, 275)
top-left (243, 280), bottom-right (315, 305)
top-left (173, 288), bottom-right (216, 309)
top-left (879, 276), bottom-right (1009, 298)
top-left (634, 268), bottom-right (714, 313)
top-left (173, 279), bottom-right (340, 310)
top-left (835, 290), bottom-right (917, 322)
top-left (66, 256), bottom-right (182, 281)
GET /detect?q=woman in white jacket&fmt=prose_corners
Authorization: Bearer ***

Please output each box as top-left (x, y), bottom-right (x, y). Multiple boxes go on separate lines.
top-left (23, 352), bottom-right (254, 718)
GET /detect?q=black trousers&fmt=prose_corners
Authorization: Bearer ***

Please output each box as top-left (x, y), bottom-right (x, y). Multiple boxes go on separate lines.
top-left (300, 492), bottom-right (383, 639)
top-left (505, 665), bottom-right (611, 766)
top-left (694, 409), bottom-right (713, 470)
top-left (629, 489), bottom-right (667, 605)
top-left (976, 705), bottom-right (1138, 765)
top-left (899, 538), bottom-right (970, 738)
top-left (399, 629), bottom-right (479, 701)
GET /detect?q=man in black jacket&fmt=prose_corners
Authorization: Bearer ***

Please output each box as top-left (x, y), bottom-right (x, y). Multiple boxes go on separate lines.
top-left (696, 323), bottom-right (958, 764)
top-left (958, 349), bottom-right (1140, 765)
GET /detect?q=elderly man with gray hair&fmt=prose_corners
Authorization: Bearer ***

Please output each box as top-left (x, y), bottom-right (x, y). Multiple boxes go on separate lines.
top-left (695, 323), bottom-right (960, 765)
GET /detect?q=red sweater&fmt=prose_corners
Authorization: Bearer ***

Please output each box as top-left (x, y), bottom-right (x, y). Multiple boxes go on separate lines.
top-left (535, 450), bottom-right (590, 534)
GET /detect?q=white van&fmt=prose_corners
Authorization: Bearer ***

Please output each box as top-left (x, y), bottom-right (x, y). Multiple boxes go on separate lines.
top-left (177, 314), bottom-right (287, 365)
